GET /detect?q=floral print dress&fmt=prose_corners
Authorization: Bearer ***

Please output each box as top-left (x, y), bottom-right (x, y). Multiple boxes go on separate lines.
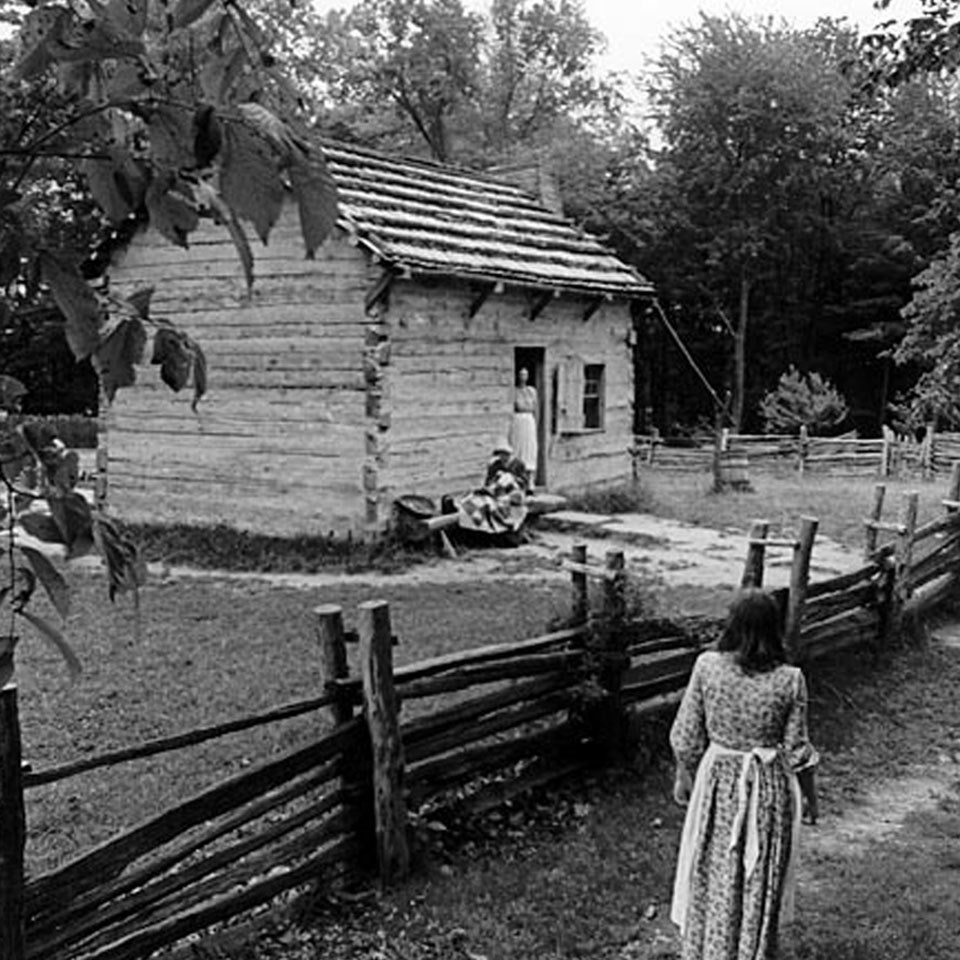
top-left (669, 651), bottom-right (818, 960)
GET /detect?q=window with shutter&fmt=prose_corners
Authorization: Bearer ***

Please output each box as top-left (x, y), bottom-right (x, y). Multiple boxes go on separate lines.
top-left (583, 364), bottom-right (605, 430)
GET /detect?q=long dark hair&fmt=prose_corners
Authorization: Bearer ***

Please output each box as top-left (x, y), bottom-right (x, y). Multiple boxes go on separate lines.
top-left (718, 588), bottom-right (786, 673)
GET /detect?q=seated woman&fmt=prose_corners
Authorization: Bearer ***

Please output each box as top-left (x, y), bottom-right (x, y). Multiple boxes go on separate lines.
top-left (456, 441), bottom-right (529, 537)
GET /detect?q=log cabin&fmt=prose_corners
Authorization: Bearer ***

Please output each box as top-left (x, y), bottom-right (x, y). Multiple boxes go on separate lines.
top-left (105, 139), bottom-right (654, 538)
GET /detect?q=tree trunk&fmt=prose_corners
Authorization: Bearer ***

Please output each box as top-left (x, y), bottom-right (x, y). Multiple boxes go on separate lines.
top-left (733, 275), bottom-right (750, 431)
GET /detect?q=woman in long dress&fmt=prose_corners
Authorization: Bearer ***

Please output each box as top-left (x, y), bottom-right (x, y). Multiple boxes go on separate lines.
top-left (509, 367), bottom-right (538, 481)
top-left (670, 589), bottom-right (818, 960)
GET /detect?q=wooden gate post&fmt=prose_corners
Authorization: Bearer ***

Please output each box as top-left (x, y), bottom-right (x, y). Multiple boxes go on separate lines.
top-left (892, 492), bottom-right (920, 641)
top-left (358, 601), bottom-right (409, 886)
top-left (784, 517), bottom-right (818, 664)
top-left (863, 484), bottom-right (887, 559)
top-left (0, 679), bottom-right (26, 960)
top-left (742, 520), bottom-right (770, 588)
top-left (944, 462), bottom-right (960, 515)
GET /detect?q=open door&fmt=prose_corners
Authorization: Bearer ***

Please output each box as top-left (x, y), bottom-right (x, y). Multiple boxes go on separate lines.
top-left (513, 347), bottom-right (546, 488)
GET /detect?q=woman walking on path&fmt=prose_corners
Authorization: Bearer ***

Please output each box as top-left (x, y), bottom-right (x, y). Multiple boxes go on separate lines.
top-left (508, 368), bottom-right (538, 482)
top-left (670, 589), bottom-right (819, 959)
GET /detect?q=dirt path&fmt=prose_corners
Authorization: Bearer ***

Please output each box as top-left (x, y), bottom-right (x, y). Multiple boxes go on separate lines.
top-left (145, 510), bottom-right (863, 595)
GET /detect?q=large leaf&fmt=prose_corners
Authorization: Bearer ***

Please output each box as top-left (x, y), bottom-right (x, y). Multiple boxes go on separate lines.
top-left (195, 180), bottom-right (254, 290)
top-left (14, 6), bottom-right (71, 79)
top-left (236, 102), bottom-right (306, 161)
top-left (82, 150), bottom-right (146, 223)
top-left (0, 429), bottom-right (32, 484)
top-left (47, 492), bottom-right (96, 559)
top-left (17, 512), bottom-right (65, 546)
top-left (19, 547), bottom-right (70, 619)
top-left (45, 14), bottom-right (144, 65)
top-left (20, 610), bottom-right (81, 679)
top-left (39, 252), bottom-right (102, 360)
top-left (145, 175), bottom-right (199, 248)
top-left (220, 123), bottom-right (285, 244)
top-left (289, 150), bottom-right (339, 258)
top-left (126, 286), bottom-right (154, 319)
top-left (148, 105), bottom-right (197, 169)
top-left (93, 514), bottom-right (146, 602)
top-left (93, 316), bottom-right (147, 401)
top-left (172, 0), bottom-right (219, 31)
top-left (193, 105), bottom-right (223, 168)
top-left (151, 326), bottom-right (192, 392)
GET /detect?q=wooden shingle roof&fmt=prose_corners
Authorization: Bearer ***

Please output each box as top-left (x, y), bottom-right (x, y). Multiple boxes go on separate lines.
top-left (320, 139), bottom-right (653, 300)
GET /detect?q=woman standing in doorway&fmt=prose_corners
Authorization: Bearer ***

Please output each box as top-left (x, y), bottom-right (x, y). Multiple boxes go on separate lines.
top-left (670, 588), bottom-right (818, 960)
top-left (509, 367), bottom-right (538, 486)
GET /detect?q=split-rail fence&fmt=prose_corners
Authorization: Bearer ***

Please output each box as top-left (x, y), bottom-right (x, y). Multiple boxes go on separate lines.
top-left (631, 425), bottom-right (960, 479)
top-left (3, 467), bottom-right (960, 959)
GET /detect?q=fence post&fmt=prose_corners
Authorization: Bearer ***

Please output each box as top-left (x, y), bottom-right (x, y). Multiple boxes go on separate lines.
top-left (797, 425), bottom-right (808, 477)
top-left (863, 483), bottom-right (887, 559)
top-left (0, 677), bottom-right (25, 960)
top-left (358, 600), bottom-right (409, 886)
top-left (741, 519), bottom-right (770, 588)
top-left (923, 423), bottom-right (935, 480)
top-left (316, 605), bottom-right (353, 727)
top-left (570, 543), bottom-right (589, 626)
top-left (599, 549), bottom-right (628, 765)
top-left (945, 461), bottom-right (960, 514)
top-left (784, 517), bottom-right (818, 664)
top-left (894, 492), bottom-right (920, 617)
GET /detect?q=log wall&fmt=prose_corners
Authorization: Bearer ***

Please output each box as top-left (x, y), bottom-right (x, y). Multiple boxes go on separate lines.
top-left (107, 207), bottom-right (380, 537)
top-left (382, 283), bottom-right (634, 502)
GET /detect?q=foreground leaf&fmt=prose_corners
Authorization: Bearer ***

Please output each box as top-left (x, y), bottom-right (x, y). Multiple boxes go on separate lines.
top-left (19, 547), bottom-right (70, 619)
top-left (94, 316), bottom-right (147, 401)
top-left (0, 375), bottom-right (27, 413)
top-left (220, 123), bottom-right (285, 244)
top-left (20, 610), bottom-right (81, 679)
top-left (289, 150), bottom-right (339, 258)
top-left (47, 492), bottom-right (96, 559)
top-left (39, 252), bottom-right (102, 360)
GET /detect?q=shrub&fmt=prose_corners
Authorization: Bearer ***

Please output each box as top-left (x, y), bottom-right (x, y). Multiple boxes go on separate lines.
top-left (758, 366), bottom-right (849, 435)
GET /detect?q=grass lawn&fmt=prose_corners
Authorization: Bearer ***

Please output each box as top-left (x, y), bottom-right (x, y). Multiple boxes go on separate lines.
top-left (13, 467), bottom-right (960, 957)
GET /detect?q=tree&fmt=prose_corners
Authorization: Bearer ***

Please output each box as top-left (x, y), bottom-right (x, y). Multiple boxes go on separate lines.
top-left (642, 14), bottom-right (859, 431)
top-left (303, 0), bottom-right (622, 165)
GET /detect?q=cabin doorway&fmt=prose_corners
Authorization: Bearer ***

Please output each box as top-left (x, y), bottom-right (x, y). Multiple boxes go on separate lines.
top-left (513, 347), bottom-right (546, 488)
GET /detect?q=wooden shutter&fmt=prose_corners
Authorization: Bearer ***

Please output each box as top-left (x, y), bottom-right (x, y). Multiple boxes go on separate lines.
top-left (558, 358), bottom-right (584, 434)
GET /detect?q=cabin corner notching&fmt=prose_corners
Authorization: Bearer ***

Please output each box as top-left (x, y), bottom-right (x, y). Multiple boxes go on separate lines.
top-left (104, 140), bottom-right (654, 538)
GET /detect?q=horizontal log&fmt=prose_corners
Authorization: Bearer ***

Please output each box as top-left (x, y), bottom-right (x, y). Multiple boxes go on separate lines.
top-left (803, 583), bottom-right (877, 626)
top-left (560, 561), bottom-right (619, 580)
top-left (401, 674), bottom-right (579, 744)
top-left (47, 834), bottom-right (359, 960)
top-left (904, 570), bottom-right (960, 619)
top-left (800, 608), bottom-right (880, 650)
top-left (805, 560), bottom-right (884, 599)
top-left (397, 652), bottom-right (585, 700)
top-left (748, 537), bottom-right (798, 548)
top-left (408, 722), bottom-right (571, 795)
top-left (622, 649), bottom-right (699, 688)
top-left (624, 689), bottom-right (686, 719)
top-left (621, 671), bottom-right (692, 704)
top-left (627, 635), bottom-right (698, 657)
top-left (907, 545), bottom-right (960, 590)
top-left (25, 718), bottom-right (364, 917)
top-left (406, 688), bottom-right (575, 765)
top-left (803, 626), bottom-right (874, 662)
top-left (393, 626), bottom-right (587, 684)
top-left (24, 693), bottom-right (337, 789)
top-left (30, 788), bottom-right (348, 957)
top-left (28, 761), bottom-right (344, 932)
top-left (862, 519), bottom-right (906, 534)
top-left (912, 512), bottom-right (960, 543)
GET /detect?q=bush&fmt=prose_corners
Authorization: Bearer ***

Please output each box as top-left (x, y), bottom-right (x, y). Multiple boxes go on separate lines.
top-left (758, 366), bottom-right (848, 435)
